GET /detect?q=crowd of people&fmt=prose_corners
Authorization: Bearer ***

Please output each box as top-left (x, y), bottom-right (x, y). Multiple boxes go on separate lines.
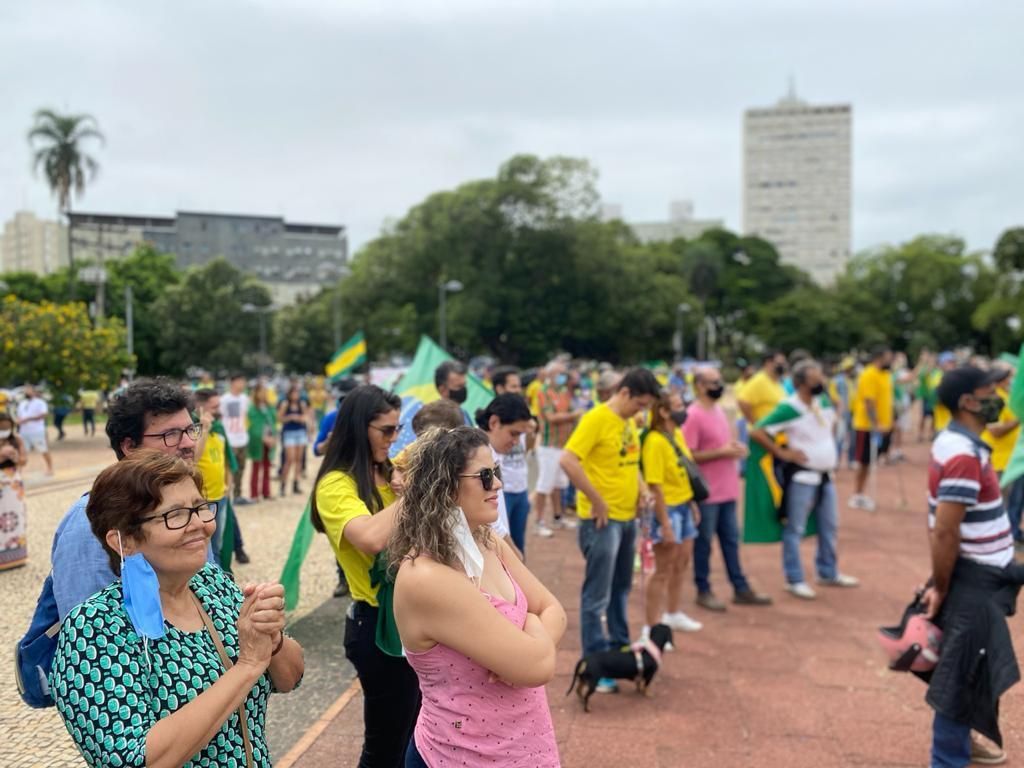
top-left (7, 340), bottom-right (1023, 768)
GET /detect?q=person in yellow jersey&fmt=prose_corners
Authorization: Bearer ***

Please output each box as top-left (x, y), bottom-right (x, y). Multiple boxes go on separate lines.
top-left (849, 346), bottom-right (895, 511)
top-left (932, 352), bottom-right (959, 433)
top-left (981, 366), bottom-right (1022, 545)
top-left (311, 385), bottom-right (419, 766)
top-left (192, 389), bottom-right (229, 554)
top-left (641, 389), bottom-right (703, 636)
top-left (559, 368), bottom-right (660, 693)
top-left (737, 351), bottom-right (789, 425)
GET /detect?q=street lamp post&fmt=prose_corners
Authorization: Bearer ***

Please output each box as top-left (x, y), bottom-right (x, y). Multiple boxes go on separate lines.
top-left (242, 303), bottom-right (270, 374)
top-left (674, 302), bottom-right (691, 363)
top-left (438, 279), bottom-right (464, 351)
top-left (332, 265), bottom-right (352, 349)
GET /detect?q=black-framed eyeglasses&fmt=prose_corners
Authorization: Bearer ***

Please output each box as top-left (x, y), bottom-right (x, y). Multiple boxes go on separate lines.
top-left (142, 423), bottom-right (203, 447)
top-left (459, 465), bottom-right (503, 491)
top-left (369, 423), bottom-right (404, 439)
top-left (141, 500), bottom-right (219, 530)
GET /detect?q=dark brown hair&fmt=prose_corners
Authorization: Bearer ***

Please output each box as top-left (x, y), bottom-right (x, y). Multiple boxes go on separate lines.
top-left (412, 399), bottom-right (465, 436)
top-left (87, 450), bottom-right (205, 575)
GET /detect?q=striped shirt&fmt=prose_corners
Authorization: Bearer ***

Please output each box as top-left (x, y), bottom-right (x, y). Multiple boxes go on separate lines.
top-left (928, 422), bottom-right (1013, 568)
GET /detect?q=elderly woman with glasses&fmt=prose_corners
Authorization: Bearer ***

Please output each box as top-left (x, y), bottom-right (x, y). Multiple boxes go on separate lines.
top-left (50, 450), bottom-right (304, 768)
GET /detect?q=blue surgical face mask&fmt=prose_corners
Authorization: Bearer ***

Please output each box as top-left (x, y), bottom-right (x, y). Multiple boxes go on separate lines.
top-left (555, 374), bottom-right (568, 387)
top-left (117, 531), bottom-right (166, 640)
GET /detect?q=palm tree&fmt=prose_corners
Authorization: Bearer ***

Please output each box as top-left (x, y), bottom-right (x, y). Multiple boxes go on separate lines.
top-left (27, 109), bottom-right (104, 293)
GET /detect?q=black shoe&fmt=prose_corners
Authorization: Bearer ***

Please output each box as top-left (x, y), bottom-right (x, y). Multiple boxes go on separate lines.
top-left (235, 549), bottom-right (250, 565)
top-left (333, 580), bottom-right (350, 598)
top-left (293, 481), bottom-right (302, 495)
top-left (734, 589), bottom-right (773, 606)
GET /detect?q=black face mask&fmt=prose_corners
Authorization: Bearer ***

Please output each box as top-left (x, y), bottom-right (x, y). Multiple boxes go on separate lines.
top-left (0, 458), bottom-right (15, 470)
top-left (774, 364), bottom-right (786, 376)
top-left (670, 410), bottom-right (688, 427)
top-left (810, 383), bottom-right (825, 396)
top-left (978, 395), bottom-right (1005, 424)
top-left (706, 386), bottom-right (724, 400)
top-left (448, 387), bottom-right (468, 405)
top-left (880, 364), bottom-right (892, 371)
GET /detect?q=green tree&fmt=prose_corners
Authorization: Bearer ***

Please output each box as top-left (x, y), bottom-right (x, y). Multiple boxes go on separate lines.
top-left (0, 296), bottom-right (132, 394)
top-left (27, 109), bottom-right (104, 291)
top-left (973, 227), bottom-right (1024, 352)
top-left (153, 258), bottom-right (272, 375)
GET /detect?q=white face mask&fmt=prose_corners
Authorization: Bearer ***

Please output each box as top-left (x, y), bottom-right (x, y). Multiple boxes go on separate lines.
top-left (0, 430), bottom-right (11, 439)
top-left (451, 507), bottom-right (484, 585)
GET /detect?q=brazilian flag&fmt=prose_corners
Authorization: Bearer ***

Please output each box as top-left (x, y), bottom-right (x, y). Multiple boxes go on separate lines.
top-left (326, 331), bottom-right (367, 382)
top-left (1000, 343), bottom-right (1024, 489)
top-left (743, 398), bottom-right (821, 543)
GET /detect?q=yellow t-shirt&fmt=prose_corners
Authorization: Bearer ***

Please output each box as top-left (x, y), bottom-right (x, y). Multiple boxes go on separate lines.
top-left (641, 427), bottom-right (694, 507)
top-left (196, 433), bottom-right (227, 500)
top-left (308, 387), bottom-right (328, 412)
top-left (315, 472), bottom-right (396, 606)
top-left (525, 379), bottom-right (543, 417)
top-left (853, 364), bottom-right (894, 431)
top-left (739, 371), bottom-right (786, 424)
top-left (982, 388), bottom-right (1019, 472)
top-left (79, 390), bottom-right (101, 409)
top-left (564, 404), bottom-right (640, 522)
top-left (934, 403), bottom-right (951, 433)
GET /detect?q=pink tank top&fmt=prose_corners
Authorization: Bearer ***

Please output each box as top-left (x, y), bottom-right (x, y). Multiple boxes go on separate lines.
top-left (406, 562), bottom-right (560, 767)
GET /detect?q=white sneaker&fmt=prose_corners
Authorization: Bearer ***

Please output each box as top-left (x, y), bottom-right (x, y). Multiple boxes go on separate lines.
top-left (786, 582), bottom-right (817, 600)
top-left (817, 573), bottom-right (860, 588)
top-left (662, 611), bottom-right (703, 633)
top-left (535, 523), bottom-right (554, 538)
top-left (554, 516), bottom-right (578, 530)
top-left (847, 494), bottom-right (876, 511)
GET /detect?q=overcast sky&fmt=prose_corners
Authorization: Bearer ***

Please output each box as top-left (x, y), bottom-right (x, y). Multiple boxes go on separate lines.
top-left (2, 0), bottom-right (1021, 255)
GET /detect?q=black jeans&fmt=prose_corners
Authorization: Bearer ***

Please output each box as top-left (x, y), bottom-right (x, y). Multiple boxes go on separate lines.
top-left (344, 602), bottom-right (421, 768)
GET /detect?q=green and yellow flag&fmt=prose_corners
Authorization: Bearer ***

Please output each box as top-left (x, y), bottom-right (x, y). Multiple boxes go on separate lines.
top-left (1000, 343), bottom-right (1024, 489)
top-left (326, 331), bottom-right (367, 381)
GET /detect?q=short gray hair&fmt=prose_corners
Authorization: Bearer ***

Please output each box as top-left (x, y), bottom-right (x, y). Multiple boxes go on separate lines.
top-left (792, 360), bottom-right (821, 387)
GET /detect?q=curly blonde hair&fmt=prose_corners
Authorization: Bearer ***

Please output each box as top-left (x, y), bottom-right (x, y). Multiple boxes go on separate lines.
top-left (388, 426), bottom-right (494, 573)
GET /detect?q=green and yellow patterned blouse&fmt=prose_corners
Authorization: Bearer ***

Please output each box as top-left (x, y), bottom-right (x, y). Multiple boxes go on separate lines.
top-left (51, 563), bottom-right (278, 767)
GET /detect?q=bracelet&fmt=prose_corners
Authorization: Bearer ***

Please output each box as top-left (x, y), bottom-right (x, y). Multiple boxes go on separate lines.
top-left (271, 632), bottom-right (286, 656)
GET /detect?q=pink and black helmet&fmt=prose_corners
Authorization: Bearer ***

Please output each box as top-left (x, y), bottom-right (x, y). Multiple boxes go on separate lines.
top-left (878, 600), bottom-right (943, 673)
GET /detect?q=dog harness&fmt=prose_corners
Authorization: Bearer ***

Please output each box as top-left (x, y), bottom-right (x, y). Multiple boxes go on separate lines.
top-left (629, 638), bottom-right (663, 683)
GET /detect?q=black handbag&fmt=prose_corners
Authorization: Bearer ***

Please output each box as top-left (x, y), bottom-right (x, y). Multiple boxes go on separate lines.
top-left (668, 436), bottom-right (710, 503)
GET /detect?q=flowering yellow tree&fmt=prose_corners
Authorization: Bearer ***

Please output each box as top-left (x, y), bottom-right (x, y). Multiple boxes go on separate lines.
top-left (0, 297), bottom-right (133, 395)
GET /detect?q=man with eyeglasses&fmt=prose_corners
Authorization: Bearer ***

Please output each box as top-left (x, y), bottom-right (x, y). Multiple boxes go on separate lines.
top-left (49, 378), bottom-right (204, 619)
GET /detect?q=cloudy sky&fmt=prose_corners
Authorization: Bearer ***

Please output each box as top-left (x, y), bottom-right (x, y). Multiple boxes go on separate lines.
top-left (1, 0), bottom-right (1021, 255)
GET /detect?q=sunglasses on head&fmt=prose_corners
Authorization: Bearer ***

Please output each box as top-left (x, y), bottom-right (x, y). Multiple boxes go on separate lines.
top-left (369, 422), bottom-right (404, 439)
top-left (460, 465), bottom-right (503, 491)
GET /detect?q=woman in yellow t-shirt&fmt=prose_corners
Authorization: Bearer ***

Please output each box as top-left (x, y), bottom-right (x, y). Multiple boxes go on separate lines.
top-left (641, 390), bottom-right (703, 636)
top-left (311, 385), bottom-right (419, 767)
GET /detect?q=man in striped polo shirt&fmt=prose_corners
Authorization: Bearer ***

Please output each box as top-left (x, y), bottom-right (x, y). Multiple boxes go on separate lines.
top-left (922, 366), bottom-right (1018, 768)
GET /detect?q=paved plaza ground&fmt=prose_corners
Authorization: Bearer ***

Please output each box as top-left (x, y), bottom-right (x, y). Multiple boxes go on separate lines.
top-left (4, 432), bottom-right (1024, 767)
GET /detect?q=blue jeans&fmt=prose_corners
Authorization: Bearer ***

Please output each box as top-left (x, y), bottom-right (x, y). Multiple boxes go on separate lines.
top-left (783, 481), bottom-right (839, 584)
top-left (504, 491), bottom-right (530, 554)
top-left (693, 500), bottom-right (750, 595)
top-left (578, 518), bottom-right (637, 654)
top-left (405, 738), bottom-right (428, 767)
top-left (932, 712), bottom-right (971, 767)
top-left (1005, 477), bottom-right (1024, 542)
top-left (210, 496), bottom-right (229, 558)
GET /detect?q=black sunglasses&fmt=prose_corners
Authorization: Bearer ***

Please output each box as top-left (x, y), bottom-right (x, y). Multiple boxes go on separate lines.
top-left (369, 423), bottom-right (404, 439)
top-left (141, 501), bottom-right (219, 530)
top-left (459, 465), bottom-right (503, 491)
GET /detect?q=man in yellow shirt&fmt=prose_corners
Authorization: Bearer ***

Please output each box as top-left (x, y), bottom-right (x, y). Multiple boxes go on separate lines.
top-left (738, 351), bottom-right (788, 425)
top-left (560, 368), bottom-right (660, 686)
top-left (932, 352), bottom-right (959, 433)
top-left (849, 347), bottom-right (894, 510)
top-left (194, 389), bottom-right (230, 554)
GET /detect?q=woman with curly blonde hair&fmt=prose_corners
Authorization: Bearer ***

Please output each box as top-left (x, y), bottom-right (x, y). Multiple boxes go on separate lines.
top-left (391, 426), bottom-right (566, 767)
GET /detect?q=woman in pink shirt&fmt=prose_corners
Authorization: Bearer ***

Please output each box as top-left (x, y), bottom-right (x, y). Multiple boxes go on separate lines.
top-left (391, 427), bottom-right (566, 767)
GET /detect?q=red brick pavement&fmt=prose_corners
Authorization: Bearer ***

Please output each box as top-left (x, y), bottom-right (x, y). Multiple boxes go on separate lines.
top-left (284, 442), bottom-right (1024, 767)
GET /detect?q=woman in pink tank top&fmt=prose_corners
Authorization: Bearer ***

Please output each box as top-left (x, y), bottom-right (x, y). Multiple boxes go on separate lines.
top-left (390, 426), bottom-right (566, 767)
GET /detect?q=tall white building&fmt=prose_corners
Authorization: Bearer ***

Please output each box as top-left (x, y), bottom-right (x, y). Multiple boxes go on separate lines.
top-left (616, 200), bottom-right (724, 243)
top-left (0, 211), bottom-right (67, 275)
top-left (742, 89), bottom-right (852, 284)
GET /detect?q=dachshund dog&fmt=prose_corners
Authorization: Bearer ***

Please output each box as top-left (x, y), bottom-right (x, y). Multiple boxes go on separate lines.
top-left (566, 624), bottom-right (673, 712)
